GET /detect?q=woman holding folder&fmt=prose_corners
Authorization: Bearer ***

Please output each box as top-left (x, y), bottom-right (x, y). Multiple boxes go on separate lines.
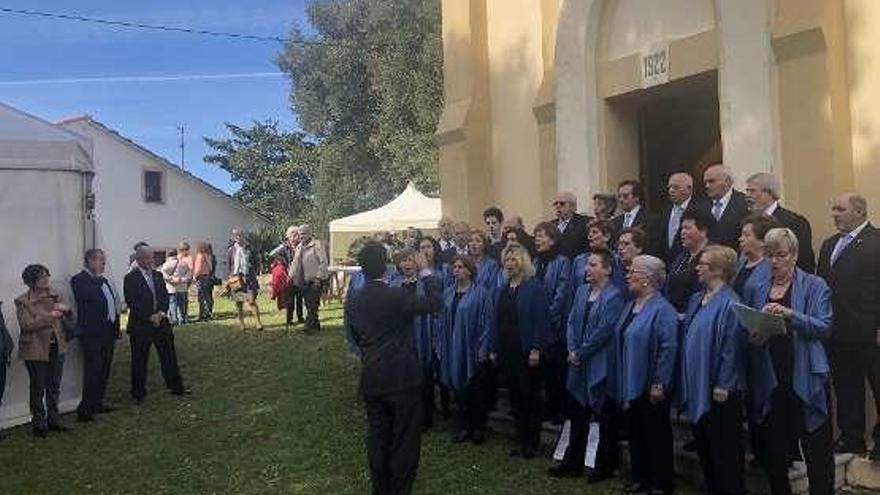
top-left (742, 228), bottom-right (835, 495)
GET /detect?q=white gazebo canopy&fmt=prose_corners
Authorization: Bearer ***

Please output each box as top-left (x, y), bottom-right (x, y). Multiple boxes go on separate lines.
top-left (329, 182), bottom-right (441, 233)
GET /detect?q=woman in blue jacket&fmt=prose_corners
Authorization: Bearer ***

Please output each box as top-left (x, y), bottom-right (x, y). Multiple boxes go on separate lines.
top-left (489, 243), bottom-right (551, 458)
top-left (681, 246), bottom-right (746, 495)
top-left (467, 230), bottom-right (501, 290)
top-left (733, 214), bottom-right (777, 298)
top-left (533, 221), bottom-right (572, 423)
top-left (439, 255), bottom-right (494, 444)
top-left (611, 254), bottom-right (679, 495)
top-left (549, 249), bottom-right (625, 482)
top-left (743, 228), bottom-right (834, 495)
top-left (419, 235), bottom-right (453, 419)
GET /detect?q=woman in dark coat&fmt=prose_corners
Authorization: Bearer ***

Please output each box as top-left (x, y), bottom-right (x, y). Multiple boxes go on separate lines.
top-left (489, 243), bottom-right (551, 458)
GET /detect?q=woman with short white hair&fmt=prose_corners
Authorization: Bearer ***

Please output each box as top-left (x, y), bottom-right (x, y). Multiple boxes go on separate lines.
top-left (611, 254), bottom-right (679, 494)
top-left (743, 227), bottom-right (834, 495)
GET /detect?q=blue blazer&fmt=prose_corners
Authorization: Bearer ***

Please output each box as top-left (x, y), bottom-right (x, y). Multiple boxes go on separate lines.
top-left (733, 256), bottom-right (770, 298)
top-left (610, 293), bottom-right (679, 407)
top-left (566, 283), bottom-right (625, 411)
top-left (680, 286), bottom-right (745, 423)
top-left (475, 257), bottom-right (501, 291)
top-left (438, 284), bottom-right (494, 391)
top-left (570, 253), bottom-right (626, 297)
top-left (743, 268), bottom-right (832, 432)
top-left (490, 277), bottom-right (551, 354)
top-left (537, 254), bottom-right (572, 341)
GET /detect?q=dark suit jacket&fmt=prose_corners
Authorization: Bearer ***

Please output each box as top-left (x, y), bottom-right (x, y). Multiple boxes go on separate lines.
top-left (771, 206), bottom-right (816, 273)
top-left (71, 270), bottom-right (120, 339)
top-left (555, 213), bottom-right (591, 259)
top-left (123, 268), bottom-right (170, 334)
top-left (611, 207), bottom-right (662, 256)
top-left (705, 189), bottom-right (750, 250)
top-left (348, 275), bottom-right (443, 396)
top-left (664, 248), bottom-right (704, 313)
top-left (817, 223), bottom-right (880, 344)
top-left (660, 198), bottom-right (705, 264)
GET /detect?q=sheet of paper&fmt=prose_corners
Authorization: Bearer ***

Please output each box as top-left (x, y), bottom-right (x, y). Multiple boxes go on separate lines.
top-left (732, 303), bottom-right (787, 339)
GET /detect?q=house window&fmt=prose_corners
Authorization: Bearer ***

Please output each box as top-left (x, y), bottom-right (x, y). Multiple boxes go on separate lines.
top-left (144, 170), bottom-right (163, 203)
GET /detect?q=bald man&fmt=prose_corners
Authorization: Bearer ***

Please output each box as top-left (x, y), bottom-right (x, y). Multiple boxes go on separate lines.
top-left (701, 163), bottom-right (749, 250)
top-left (817, 193), bottom-right (880, 458)
top-left (551, 191), bottom-right (591, 258)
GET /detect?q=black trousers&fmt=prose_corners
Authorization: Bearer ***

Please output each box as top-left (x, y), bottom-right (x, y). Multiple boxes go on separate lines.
top-left (196, 276), bottom-right (215, 319)
top-left (129, 326), bottom-right (184, 400)
top-left (285, 285), bottom-right (304, 325)
top-left (554, 392), bottom-right (619, 473)
top-left (419, 366), bottom-right (436, 429)
top-left (24, 341), bottom-right (65, 429)
top-left (692, 396), bottom-right (745, 495)
top-left (302, 281), bottom-right (322, 331)
top-left (755, 384), bottom-right (834, 495)
top-left (456, 363), bottom-right (493, 434)
top-left (432, 353), bottom-right (451, 418)
top-left (829, 342), bottom-right (880, 450)
top-left (78, 332), bottom-right (116, 416)
top-left (364, 387), bottom-right (422, 495)
top-left (542, 340), bottom-right (566, 419)
top-left (627, 396), bottom-right (674, 492)
top-left (502, 356), bottom-right (543, 450)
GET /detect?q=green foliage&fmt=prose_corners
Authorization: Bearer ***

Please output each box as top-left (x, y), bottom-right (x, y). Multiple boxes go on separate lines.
top-left (276, 0), bottom-right (443, 225)
top-left (204, 120), bottom-right (315, 226)
top-left (244, 226), bottom-right (285, 273)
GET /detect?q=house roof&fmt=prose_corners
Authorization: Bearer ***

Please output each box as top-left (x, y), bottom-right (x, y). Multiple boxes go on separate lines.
top-left (56, 115), bottom-right (270, 223)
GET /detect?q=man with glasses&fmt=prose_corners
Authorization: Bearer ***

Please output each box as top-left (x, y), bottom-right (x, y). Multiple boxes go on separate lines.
top-left (551, 191), bottom-right (591, 258)
top-left (660, 172), bottom-right (703, 264)
top-left (611, 180), bottom-right (660, 255)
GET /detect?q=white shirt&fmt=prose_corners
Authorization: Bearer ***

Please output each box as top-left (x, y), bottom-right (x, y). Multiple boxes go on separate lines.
top-left (88, 269), bottom-right (118, 323)
top-left (711, 188), bottom-right (734, 218)
top-left (763, 201), bottom-right (779, 216)
top-left (831, 220), bottom-right (869, 264)
top-left (668, 197), bottom-right (691, 247)
top-left (623, 205), bottom-right (642, 228)
top-left (557, 216), bottom-right (572, 233)
top-left (139, 267), bottom-right (156, 298)
top-left (439, 238), bottom-right (455, 252)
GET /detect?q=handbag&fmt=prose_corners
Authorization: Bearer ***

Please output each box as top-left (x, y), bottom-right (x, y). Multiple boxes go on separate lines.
top-left (226, 274), bottom-right (245, 293)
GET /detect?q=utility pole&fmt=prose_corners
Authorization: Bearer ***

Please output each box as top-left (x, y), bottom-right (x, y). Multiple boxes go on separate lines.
top-left (177, 124), bottom-right (186, 170)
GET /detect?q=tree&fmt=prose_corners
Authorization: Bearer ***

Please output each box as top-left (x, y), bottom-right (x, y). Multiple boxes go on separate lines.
top-left (276, 0), bottom-right (442, 225)
top-left (203, 120), bottom-right (315, 226)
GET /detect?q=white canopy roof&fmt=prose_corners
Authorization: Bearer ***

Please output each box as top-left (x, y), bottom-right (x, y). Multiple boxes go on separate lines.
top-left (329, 182), bottom-right (441, 232)
top-left (0, 102), bottom-right (92, 171)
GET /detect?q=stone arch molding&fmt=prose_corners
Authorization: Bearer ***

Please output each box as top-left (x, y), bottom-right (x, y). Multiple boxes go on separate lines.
top-left (555, 0), bottom-right (778, 205)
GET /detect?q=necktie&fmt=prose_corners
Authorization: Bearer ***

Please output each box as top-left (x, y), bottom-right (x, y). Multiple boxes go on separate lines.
top-left (624, 212), bottom-right (633, 228)
top-left (830, 233), bottom-right (854, 265)
top-left (668, 206), bottom-right (683, 248)
top-left (712, 200), bottom-right (723, 221)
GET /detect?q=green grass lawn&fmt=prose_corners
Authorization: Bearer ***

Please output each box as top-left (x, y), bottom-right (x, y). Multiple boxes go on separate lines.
top-left (0, 292), bottom-right (697, 494)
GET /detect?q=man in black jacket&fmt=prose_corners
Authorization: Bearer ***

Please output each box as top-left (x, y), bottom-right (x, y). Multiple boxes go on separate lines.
top-left (659, 172), bottom-right (704, 264)
top-left (71, 249), bottom-right (121, 421)
top-left (348, 242), bottom-right (443, 495)
top-left (745, 172), bottom-right (815, 272)
top-left (611, 180), bottom-right (660, 255)
top-left (817, 193), bottom-right (880, 458)
top-left (702, 163), bottom-right (749, 250)
top-left (123, 245), bottom-right (188, 403)
top-left (552, 191), bottom-right (591, 258)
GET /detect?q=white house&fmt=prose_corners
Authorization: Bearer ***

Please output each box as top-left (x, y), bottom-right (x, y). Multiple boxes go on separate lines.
top-left (57, 116), bottom-right (269, 288)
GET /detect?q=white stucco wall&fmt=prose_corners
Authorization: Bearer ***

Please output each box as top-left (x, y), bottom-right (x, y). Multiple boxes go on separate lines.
top-left (60, 120), bottom-right (267, 289)
top-left (606, 0), bottom-right (716, 60)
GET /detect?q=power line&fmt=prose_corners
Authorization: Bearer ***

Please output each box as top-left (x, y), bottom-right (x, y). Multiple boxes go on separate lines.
top-left (0, 7), bottom-right (323, 45)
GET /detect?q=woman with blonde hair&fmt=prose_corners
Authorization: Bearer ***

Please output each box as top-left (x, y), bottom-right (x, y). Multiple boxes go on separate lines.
top-left (489, 243), bottom-right (550, 458)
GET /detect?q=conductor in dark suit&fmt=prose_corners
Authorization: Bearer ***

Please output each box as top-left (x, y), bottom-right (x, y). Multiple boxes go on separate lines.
top-left (348, 241), bottom-right (443, 495)
top-left (611, 180), bottom-right (660, 255)
top-left (702, 163), bottom-right (749, 250)
top-left (552, 191), bottom-right (591, 258)
top-left (745, 172), bottom-right (815, 272)
top-left (817, 193), bottom-right (880, 458)
top-left (70, 249), bottom-right (121, 421)
top-left (124, 245), bottom-right (187, 403)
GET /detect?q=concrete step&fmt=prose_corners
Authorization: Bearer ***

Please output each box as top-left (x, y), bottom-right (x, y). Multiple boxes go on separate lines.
top-left (486, 399), bottom-right (874, 494)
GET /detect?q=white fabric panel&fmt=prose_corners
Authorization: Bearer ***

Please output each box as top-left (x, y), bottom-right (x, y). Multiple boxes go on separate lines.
top-left (329, 183), bottom-right (441, 233)
top-left (584, 421), bottom-right (601, 468)
top-left (552, 419), bottom-right (573, 461)
top-left (0, 170), bottom-right (86, 428)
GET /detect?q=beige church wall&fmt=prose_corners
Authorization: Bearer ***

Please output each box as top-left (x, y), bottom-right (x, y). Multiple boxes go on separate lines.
top-left (844, 0), bottom-right (880, 215)
top-left (605, 0), bottom-right (715, 61)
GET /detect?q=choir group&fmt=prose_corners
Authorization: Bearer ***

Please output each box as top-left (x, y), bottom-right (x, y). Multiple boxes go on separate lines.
top-left (345, 164), bottom-right (880, 495)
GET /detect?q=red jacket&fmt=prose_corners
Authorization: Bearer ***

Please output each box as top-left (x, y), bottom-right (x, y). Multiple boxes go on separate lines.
top-left (270, 260), bottom-right (288, 308)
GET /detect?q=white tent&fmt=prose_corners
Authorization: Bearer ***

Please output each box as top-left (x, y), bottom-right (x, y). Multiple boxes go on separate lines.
top-left (0, 102), bottom-right (93, 428)
top-left (328, 182), bottom-right (441, 263)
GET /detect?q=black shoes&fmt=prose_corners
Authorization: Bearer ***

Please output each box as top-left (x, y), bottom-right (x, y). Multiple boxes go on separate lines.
top-left (547, 461), bottom-right (582, 478)
top-left (77, 414), bottom-right (95, 423)
top-left (585, 468), bottom-right (613, 484)
top-left (98, 405), bottom-right (117, 414)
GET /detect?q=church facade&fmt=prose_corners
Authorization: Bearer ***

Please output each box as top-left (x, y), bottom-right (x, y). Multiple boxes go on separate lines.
top-left (436, 0), bottom-right (880, 243)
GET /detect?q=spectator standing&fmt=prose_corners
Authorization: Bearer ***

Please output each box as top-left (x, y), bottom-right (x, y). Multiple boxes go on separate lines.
top-left (193, 242), bottom-right (215, 321)
top-left (15, 264), bottom-right (74, 436)
top-left (702, 163), bottom-right (749, 250)
top-left (817, 193), bottom-right (880, 458)
top-left (176, 241), bottom-right (194, 323)
top-left (161, 248), bottom-right (192, 325)
top-left (291, 224), bottom-right (329, 334)
top-left (552, 191), bottom-right (591, 258)
top-left (270, 226), bottom-right (305, 326)
top-left (227, 228), bottom-right (264, 332)
top-left (745, 172), bottom-right (815, 273)
top-left (71, 249), bottom-right (121, 422)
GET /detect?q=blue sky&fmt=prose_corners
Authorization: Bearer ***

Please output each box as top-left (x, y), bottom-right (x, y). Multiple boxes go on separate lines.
top-left (0, 1), bottom-right (309, 193)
